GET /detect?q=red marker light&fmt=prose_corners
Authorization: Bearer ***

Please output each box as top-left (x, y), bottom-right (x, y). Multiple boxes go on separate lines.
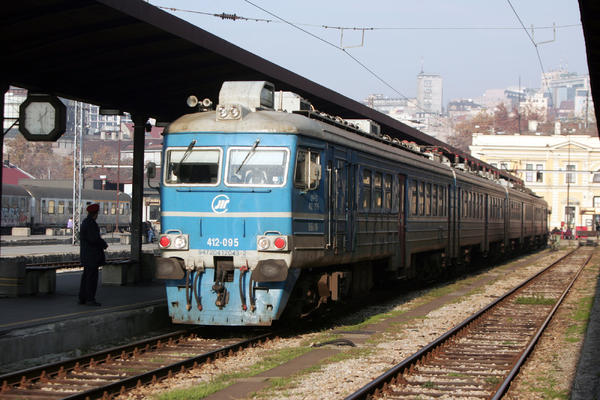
top-left (159, 236), bottom-right (171, 248)
top-left (274, 237), bottom-right (286, 249)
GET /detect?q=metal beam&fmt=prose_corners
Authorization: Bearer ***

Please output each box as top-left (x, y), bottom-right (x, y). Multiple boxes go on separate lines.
top-left (130, 114), bottom-right (147, 280)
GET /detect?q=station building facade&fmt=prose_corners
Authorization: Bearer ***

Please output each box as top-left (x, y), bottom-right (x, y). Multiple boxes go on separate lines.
top-left (470, 133), bottom-right (600, 231)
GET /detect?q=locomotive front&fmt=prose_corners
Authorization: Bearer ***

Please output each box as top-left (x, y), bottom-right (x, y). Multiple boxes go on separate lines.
top-left (156, 82), bottom-right (320, 326)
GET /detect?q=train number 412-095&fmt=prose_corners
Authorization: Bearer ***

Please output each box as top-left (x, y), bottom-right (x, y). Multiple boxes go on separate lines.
top-left (207, 238), bottom-right (239, 247)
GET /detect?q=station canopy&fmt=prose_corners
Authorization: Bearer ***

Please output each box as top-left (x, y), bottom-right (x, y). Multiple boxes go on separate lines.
top-left (3, 0), bottom-right (600, 149)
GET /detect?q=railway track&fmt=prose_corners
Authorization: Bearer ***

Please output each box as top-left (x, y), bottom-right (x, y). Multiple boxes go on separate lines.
top-left (0, 328), bottom-right (273, 399)
top-left (345, 246), bottom-right (593, 400)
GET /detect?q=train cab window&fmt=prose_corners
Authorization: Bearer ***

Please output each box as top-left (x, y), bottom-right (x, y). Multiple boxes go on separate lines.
top-left (362, 169), bottom-right (372, 209)
top-left (165, 147), bottom-right (222, 185)
top-left (418, 182), bottom-right (425, 216)
top-left (294, 149), bottom-right (320, 190)
top-left (425, 183), bottom-right (431, 216)
top-left (48, 200), bottom-right (55, 214)
top-left (228, 147), bottom-right (289, 187)
top-left (410, 181), bottom-right (417, 216)
top-left (384, 175), bottom-right (392, 210)
top-left (374, 172), bottom-right (382, 208)
top-left (58, 201), bottom-right (65, 214)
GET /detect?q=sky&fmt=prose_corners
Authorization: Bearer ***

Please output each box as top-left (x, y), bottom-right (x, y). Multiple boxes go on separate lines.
top-left (149, 0), bottom-right (589, 106)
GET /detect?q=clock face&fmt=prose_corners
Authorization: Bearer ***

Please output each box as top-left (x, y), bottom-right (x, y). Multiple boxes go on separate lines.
top-left (23, 101), bottom-right (57, 136)
top-left (19, 94), bottom-right (66, 141)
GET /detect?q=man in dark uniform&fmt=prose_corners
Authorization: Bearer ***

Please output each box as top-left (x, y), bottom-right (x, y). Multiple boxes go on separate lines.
top-left (78, 203), bottom-right (108, 306)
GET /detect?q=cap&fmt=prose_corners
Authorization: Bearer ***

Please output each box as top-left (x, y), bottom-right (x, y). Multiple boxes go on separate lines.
top-left (86, 203), bottom-right (100, 213)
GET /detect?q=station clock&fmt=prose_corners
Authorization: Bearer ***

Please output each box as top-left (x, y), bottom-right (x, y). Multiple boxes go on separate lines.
top-left (19, 94), bottom-right (67, 141)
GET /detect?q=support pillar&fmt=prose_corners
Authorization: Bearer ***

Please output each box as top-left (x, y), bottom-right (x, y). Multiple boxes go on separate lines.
top-left (1, 83), bottom-right (9, 199)
top-left (130, 114), bottom-right (147, 281)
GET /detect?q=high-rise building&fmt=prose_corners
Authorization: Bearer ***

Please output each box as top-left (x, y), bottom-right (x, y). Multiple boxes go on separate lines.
top-left (417, 72), bottom-right (443, 115)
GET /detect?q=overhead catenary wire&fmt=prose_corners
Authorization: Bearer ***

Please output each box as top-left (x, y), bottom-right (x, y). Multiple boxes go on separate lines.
top-left (153, 4), bottom-right (580, 32)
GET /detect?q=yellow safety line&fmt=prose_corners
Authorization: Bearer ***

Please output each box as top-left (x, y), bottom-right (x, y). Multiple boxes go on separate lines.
top-left (0, 298), bottom-right (165, 329)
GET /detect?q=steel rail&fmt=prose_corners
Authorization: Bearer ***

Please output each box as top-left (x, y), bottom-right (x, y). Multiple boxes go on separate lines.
top-left (491, 249), bottom-right (592, 399)
top-left (0, 328), bottom-right (195, 386)
top-left (1, 328), bottom-right (273, 400)
top-left (62, 332), bottom-right (273, 400)
top-left (344, 248), bottom-right (583, 400)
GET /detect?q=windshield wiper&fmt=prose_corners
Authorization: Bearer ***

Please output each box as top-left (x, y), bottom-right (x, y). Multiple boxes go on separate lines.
top-left (236, 138), bottom-right (260, 174)
top-left (175, 139), bottom-right (197, 177)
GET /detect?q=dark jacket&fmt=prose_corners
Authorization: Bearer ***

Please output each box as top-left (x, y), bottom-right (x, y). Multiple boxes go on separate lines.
top-left (80, 215), bottom-right (108, 267)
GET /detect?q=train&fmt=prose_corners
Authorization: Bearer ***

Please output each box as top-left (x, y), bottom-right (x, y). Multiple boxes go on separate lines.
top-left (1, 181), bottom-right (131, 234)
top-left (155, 81), bottom-right (549, 326)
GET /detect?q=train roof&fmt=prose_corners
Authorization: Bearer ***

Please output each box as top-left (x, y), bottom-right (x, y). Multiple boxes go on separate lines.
top-left (2, 183), bottom-right (31, 197)
top-left (16, 184), bottom-right (131, 201)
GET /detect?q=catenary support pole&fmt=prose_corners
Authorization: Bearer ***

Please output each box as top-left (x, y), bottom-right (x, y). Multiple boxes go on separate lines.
top-left (130, 114), bottom-right (147, 281)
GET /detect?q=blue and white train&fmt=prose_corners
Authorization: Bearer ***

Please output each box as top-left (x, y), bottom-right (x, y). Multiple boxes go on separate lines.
top-left (155, 81), bottom-right (548, 326)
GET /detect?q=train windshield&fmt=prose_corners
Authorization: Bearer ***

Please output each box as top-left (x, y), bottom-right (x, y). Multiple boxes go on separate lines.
top-left (226, 147), bottom-right (289, 187)
top-left (165, 147), bottom-right (222, 185)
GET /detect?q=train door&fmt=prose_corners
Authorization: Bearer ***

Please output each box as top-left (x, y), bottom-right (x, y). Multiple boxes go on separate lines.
top-left (333, 155), bottom-right (350, 254)
top-left (397, 174), bottom-right (406, 267)
top-left (484, 193), bottom-right (489, 254)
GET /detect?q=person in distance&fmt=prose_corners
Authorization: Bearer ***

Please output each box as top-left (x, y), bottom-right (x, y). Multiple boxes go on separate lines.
top-left (78, 203), bottom-right (108, 306)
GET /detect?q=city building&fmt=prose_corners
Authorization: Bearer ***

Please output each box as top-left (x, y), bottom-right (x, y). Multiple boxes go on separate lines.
top-left (470, 132), bottom-right (600, 231)
top-left (417, 72), bottom-right (443, 114)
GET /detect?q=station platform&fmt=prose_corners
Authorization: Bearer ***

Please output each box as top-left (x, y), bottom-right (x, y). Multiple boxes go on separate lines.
top-left (0, 235), bottom-right (171, 373)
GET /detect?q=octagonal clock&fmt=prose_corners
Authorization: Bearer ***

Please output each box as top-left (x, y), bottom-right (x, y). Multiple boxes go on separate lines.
top-left (19, 94), bottom-right (67, 141)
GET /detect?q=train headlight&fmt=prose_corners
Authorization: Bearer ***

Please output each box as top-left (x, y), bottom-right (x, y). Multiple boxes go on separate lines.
top-left (257, 237), bottom-right (270, 251)
top-left (230, 105), bottom-right (241, 119)
top-left (217, 105), bottom-right (228, 119)
top-left (256, 235), bottom-right (290, 251)
top-left (173, 235), bottom-right (187, 249)
top-left (159, 231), bottom-right (189, 251)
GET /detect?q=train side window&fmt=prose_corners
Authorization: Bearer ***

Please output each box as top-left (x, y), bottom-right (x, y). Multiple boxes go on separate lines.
top-left (418, 182), bottom-right (425, 216)
top-left (48, 200), bottom-right (55, 214)
top-left (68, 201), bottom-right (73, 214)
top-left (111, 203), bottom-right (116, 215)
top-left (439, 186), bottom-right (445, 216)
top-left (410, 181), bottom-right (417, 216)
top-left (58, 201), bottom-right (65, 214)
top-left (294, 148), bottom-right (320, 191)
top-left (374, 172), bottom-right (382, 209)
top-left (384, 174), bottom-right (392, 210)
top-left (431, 185), bottom-right (437, 216)
top-left (119, 203), bottom-right (125, 215)
top-left (362, 169), bottom-right (372, 210)
top-left (425, 183), bottom-right (431, 216)
top-left (103, 202), bottom-right (108, 215)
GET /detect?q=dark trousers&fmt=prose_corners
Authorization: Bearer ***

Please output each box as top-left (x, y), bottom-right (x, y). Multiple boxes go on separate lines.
top-left (78, 264), bottom-right (99, 303)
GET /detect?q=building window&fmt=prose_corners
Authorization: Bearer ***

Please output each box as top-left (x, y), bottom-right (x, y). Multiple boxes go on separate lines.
top-left (536, 164), bottom-right (544, 183)
top-left (500, 163), bottom-right (507, 170)
top-left (593, 171), bottom-right (600, 183)
top-left (566, 165), bottom-right (576, 184)
top-left (526, 164), bottom-right (534, 182)
top-left (594, 197), bottom-right (600, 208)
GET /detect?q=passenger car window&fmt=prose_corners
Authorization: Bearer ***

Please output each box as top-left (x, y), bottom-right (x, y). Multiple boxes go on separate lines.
top-left (227, 147), bottom-right (289, 187)
top-left (362, 169), bottom-right (372, 209)
top-left (166, 148), bottom-right (221, 185)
